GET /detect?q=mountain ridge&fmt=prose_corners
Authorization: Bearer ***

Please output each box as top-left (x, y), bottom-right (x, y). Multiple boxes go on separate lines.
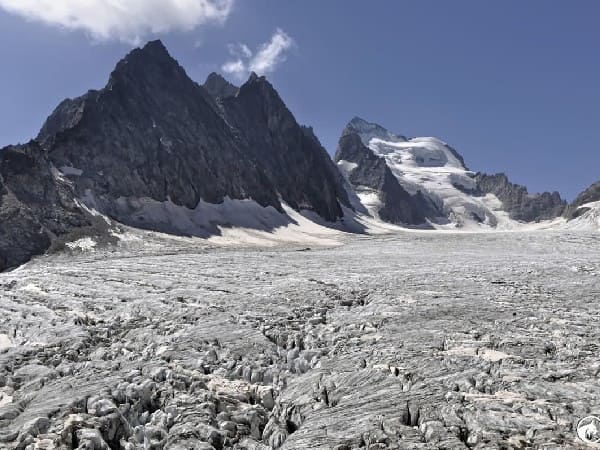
top-left (0, 41), bottom-right (597, 271)
top-left (336, 117), bottom-right (568, 228)
top-left (0, 40), bottom-right (354, 270)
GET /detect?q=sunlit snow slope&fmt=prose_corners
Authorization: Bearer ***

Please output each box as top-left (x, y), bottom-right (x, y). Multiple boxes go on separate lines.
top-left (338, 118), bottom-right (519, 229)
top-left (564, 201), bottom-right (600, 230)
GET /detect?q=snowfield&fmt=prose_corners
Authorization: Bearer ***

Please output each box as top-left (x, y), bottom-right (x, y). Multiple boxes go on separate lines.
top-left (1, 229), bottom-right (600, 449)
top-left (368, 135), bottom-right (517, 229)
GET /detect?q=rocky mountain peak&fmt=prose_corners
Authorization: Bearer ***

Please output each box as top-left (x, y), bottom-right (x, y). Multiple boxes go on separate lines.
top-left (5, 38), bottom-right (353, 268)
top-left (125, 39), bottom-right (177, 67)
top-left (343, 117), bottom-right (407, 144)
top-left (140, 39), bottom-right (170, 55)
top-left (106, 39), bottom-right (190, 94)
top-left (337, 115), bottom-right (570, 227)
top-left (203, 72), bottom-right (238, 99)
top-left (247, 71), bottom-right (260, 83)
top-left (231, 71), bottom-right (296, 131)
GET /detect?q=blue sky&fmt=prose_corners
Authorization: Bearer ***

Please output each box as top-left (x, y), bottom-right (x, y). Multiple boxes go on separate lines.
top-left (0, 1), bottom-right (598, 200)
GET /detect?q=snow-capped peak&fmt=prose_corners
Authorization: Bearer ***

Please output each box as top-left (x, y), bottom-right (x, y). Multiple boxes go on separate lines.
top-left (338, 117), bottom-right (518, 229)
top-left (345, 117), bottom-right (407, 147)
top-left (369, 136), bottom-right (466, 171)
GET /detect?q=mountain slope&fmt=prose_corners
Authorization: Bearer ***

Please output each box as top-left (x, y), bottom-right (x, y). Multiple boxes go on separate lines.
top-left (562, 180), bottom-right (600, 229)
top-left (0, 40), bottom-right (355, 270)
top-left (0, 142), bottom-right (110, 271)
top-left (39, 41), bottom-right (278, 224)
top-left (474, 173), bottom-right (566, 222)
top-left (210, 72), bottom-right (351, 223)
top-left (335, 121), bottom-right (428, 226)
top-left (564, 180), bottom-right (600, 219)
top-left (38, 40), bottom-right (351, 233)
top-left (336, 117), bottom-right (566, 229)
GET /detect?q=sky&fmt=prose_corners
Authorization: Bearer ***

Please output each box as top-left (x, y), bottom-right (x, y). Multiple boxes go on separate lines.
top-left (0, 1), bottom-right (598, 200)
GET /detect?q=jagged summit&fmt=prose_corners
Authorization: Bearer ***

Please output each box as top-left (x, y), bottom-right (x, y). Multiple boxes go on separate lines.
top-left (475, 173), bottom-right (566, 222)
top-left (107, 39), bottom-right (191, 91)
top-left (116, 39), bottom-right (180, 73)
top-left (203, 72), bottom-right (238, 99)
top-left (335, 120), bottom-right (429, 227)
top-left (141, 39), bottom-right (169, 53)
top-left (1, 40), bottom-right (354, 270)
top-left (247, 71), bottom-right (260, 83)
top-left (343, 117), bottom-right (407, 145)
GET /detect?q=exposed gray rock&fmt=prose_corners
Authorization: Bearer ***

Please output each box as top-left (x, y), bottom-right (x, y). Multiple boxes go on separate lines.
top-left (1, 40), bottom-right (355, 271)
top-left (215, 72), bottom-right (352, 222)
top-left (203, 72), bottom-right (239, 99)
top-left (564, 180), bottom-right (600, 219)
top-left (40, 41), bottom-right (280, 222)
top-left (334, 123), bottom-right (429, 226)
top-left (0, 142), bottom-right (110, 272)
top-left (40, 41), bottom-right (351, 228)
top-left (474, 172), bottom-right (566, 222)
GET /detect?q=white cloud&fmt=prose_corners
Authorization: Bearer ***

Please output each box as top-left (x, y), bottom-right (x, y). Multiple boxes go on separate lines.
top-left (221, 59), bottom-right (245, 74)
top-left (227, 42), bottom-right (252, 59)
top-left (222, 28), bottom-right (295, 78)
top-left (0, 0), bottom-right (233, 44)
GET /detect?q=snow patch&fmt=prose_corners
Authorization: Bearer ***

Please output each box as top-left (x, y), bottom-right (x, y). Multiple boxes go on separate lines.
top-left (207, 204), bottom-right (343, 247)
top-left (579, 200), bottom-right (600, 210)
top-left (105, 197), bottom-right (346, 247)
top-left (50, 165), bottom-right (72, 186)
top-left (565, 205), bottom-right (600, 231)
top-left (77, 190), bottom-right (113, 225)
top-left (66, 237), bottom-right (97, 251)
top-left (0, 392), bottom-right (12, 407)
top-left (356, 190), bottom-right (383, 219)
top-left (0, 334), bottom-right (13, 351)
top-left (370, 136), bottom-right (464, 169)
top-left (444, 346), bottom-right (512, 361)
top-left (110, 229), bottom-right (143, 243)
top-left (337, 159), bottom-right (358, 176)
top-left (19, 283), bottom-right (46, 295)
top-left (60, 166), bottom-right (84, 176)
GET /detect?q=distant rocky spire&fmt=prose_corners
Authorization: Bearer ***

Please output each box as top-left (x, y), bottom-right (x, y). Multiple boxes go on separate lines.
top-left (203, 72), bottom-right (239, 99)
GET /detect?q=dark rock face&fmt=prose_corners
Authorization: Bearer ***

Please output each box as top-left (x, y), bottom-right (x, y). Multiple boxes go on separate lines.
top-left (1, 40), bottom-right (353, 271)
top-left (203, 72), bottom-right (238, 99)
top-left (335, 125), bottom-right (428, 226)
top-left (214, 72), bottom-right (351, 222)
top-left (39, 40), bottom-right (350, 227)
top-left (41, 41), bottom-right (280, 221)
top-left (0, 142), bottom-right (107, 271)
top-left (564, 180), bottom-right (600, 219)
top-left (475, 173), bottom-right (566, 222)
